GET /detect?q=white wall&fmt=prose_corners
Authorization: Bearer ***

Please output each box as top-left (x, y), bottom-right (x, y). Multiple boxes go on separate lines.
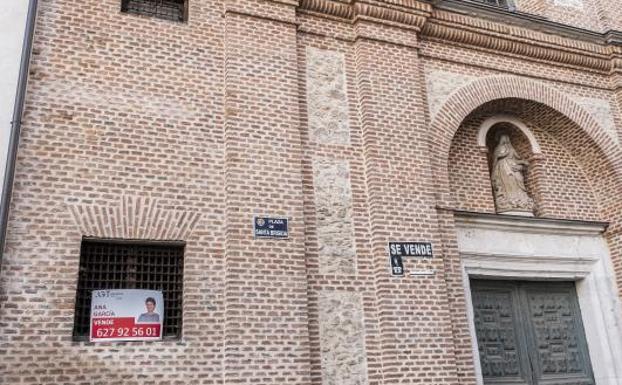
top-left (0, 1), bottom-right (29, 199)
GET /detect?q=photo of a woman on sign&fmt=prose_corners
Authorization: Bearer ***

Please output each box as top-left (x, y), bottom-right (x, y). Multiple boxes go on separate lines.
top-left (137, 297), bottom-right (160, 323)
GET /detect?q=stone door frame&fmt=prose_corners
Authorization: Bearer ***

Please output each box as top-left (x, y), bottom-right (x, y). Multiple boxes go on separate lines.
top-left (455, 211), bottom-right (622, 385)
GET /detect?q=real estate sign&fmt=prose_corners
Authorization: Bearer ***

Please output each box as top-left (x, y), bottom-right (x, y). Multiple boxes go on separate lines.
top-left (90, 289), bottom-right (164, 342)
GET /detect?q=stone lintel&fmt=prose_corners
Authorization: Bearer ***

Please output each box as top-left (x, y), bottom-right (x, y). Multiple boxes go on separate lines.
top-left (454, 210), bottom-right (609, 262)
top-left (454, 210), bottom-right (608, 236)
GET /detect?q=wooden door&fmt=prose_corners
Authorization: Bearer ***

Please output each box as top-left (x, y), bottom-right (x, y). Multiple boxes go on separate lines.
top-left (471, 280), bottom-right (595, 385)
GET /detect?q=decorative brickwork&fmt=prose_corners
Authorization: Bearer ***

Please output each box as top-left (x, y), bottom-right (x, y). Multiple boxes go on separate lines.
top-left (68, 195), bottom-right (201, 240)
top-left (448, 101), bottom-right (602, 221)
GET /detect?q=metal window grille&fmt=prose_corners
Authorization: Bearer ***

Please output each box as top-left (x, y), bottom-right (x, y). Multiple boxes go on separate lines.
top-left (73, 239), bottom-right (185, 340)
top-left (121, 0), bottom-right (187, 22)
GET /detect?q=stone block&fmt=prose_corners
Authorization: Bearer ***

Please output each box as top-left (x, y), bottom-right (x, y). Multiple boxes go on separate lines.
top-left (319, 291), bottom-right (368, 385)
top-left (426, 70), bottom-right (476, 118)
top-left (576, 96), bottom-right (618, 143)
top-left (306, 47), bottom-right (350, 145)
top-left (313, 158), bottom-right (356, 275)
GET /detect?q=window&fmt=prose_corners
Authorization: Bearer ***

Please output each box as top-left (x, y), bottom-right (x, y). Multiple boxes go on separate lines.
top-left (73, 238), bottom-right (185, 340)
top-left (121, 0), bottom-right (187, 22)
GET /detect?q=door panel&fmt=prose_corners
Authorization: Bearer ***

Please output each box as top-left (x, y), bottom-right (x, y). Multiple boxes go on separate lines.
top-left (471, 281), bottom-right (532, 385)
top-left (522, 283), bottom-right (594, 385)
top-left (470, 280), bottom-right (595, 385)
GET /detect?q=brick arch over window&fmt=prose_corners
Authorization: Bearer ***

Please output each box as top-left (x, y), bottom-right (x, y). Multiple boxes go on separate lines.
top-left (429, 75), bottom-right (622, 206)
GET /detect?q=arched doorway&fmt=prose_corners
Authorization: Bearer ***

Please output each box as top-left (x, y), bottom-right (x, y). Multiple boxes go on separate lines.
top-left (429, 76), bottom-right (622, 385)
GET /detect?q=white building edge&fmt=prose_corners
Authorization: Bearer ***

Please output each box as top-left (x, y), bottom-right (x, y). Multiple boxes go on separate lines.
top-left (0, 0), bottom-right (37, 258)
top-left (0, 1), bottom-right (29, 194)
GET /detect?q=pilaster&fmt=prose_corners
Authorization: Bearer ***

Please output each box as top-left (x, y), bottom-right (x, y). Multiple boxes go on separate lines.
top-left (352, 3), bottom-right (464, 382)
top-left (223, 0), bottom-right (310, 383)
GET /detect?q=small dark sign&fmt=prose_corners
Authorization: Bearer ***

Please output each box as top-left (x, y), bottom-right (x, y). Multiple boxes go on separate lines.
top-left (254, 217), bottom-right (288, 239)
top-left (390, 255), bottom-right (404, 277)
top-left (389, 242), bottom-right (433, 258)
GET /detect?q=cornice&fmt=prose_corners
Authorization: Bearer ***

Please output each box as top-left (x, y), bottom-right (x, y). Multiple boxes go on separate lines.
top-left (606, 31), bottom-right (622, 74)
top-left (427, 8), bottom-right (608, 54)
top-left (299, 0), bottom-right (354, 19)
top-left (422, 9), bottom-right (611, 71)
top-left (605, 31), bottom-right (622, 46)
top-left (297, 0), bottom-right (622, 72)
top-left (353, 0), bottom-right (431, 30)
top-left (436, 0), bottom-right (603, 42)
top-left (299, 0), bottom-right (432, 29)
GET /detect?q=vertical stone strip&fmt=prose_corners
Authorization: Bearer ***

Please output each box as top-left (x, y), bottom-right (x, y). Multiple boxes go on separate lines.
top-left (306, 47), bottom-right (350, 145)
top-left (313, 158), bottom-right (356, 275)
top-left (223, 3), bottom-right (310, 385)
top-left (319, 291), bottom-right (368, 385)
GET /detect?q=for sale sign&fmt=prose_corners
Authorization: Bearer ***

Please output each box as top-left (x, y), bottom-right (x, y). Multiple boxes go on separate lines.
top-left (90, 289), bottom-right (164, 342)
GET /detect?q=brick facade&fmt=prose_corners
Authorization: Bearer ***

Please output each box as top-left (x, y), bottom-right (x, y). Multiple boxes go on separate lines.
top-left (1, 0), bottom-right (622, 384)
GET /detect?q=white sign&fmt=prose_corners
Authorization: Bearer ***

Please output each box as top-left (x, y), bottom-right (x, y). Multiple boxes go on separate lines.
top-left (90, 289), bottom-right (164, 342)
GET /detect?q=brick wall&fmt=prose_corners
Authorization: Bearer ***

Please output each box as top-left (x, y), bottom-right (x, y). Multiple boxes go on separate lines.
top-left (1, 0), bottom-right (227, 383)
top-left (2, 0), bottom-right (622, 384)
top-left (516, 0), bottom-right (605, 32)
top-left (223, 0), bottom-right (310, 383)
top-left (514, 0), bottom-right (622, 32)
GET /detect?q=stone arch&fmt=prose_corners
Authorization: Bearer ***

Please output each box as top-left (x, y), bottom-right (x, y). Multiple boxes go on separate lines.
top-left (429, 74), bottom-right (622, 206)
top-left (476, 114), bottom-right (542, 155)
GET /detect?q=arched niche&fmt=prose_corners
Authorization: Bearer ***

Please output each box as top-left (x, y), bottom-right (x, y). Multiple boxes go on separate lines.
top-left (482, 117), bottom-right (539, 217)
top-left (477, 115), bottom-right (542, 155)
top-left (428, 75), bottom-right (622, 210)
top-left (447, 99), bottom-right (602, 220)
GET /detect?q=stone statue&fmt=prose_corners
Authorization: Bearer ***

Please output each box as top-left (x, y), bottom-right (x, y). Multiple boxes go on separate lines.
top-left (490, 134), bottom-right (534, 215)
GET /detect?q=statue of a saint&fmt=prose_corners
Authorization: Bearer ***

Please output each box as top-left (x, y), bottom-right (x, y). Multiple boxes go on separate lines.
top-left (490, 134), bottom-right (534, 215)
